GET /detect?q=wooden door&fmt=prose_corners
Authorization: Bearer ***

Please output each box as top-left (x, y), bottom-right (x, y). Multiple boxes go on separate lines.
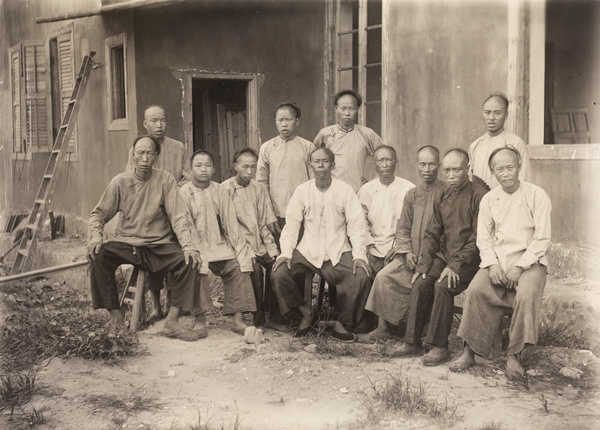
top-left (217, 103), bottom-right (247, 180)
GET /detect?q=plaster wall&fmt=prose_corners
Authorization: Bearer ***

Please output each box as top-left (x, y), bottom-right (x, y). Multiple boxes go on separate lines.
top-left (384, 0), bottom-right (509, 183)
top-left (132, 1), bottom-right (326, 155)
top-left (0, 0), bottom-right (138, 218)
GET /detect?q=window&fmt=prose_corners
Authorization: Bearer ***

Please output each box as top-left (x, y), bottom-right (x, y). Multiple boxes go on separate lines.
top-left (49, 31), bottom-right (77, 158)
top-left (105, 33), bottom-right (128, 130)
top-left (10, 42), bottom-right (51, 159)
top-left (332, 0), bottom-right (382, 135)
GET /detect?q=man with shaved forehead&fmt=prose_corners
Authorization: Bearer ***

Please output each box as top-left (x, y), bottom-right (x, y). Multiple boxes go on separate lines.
top-left (389, 148), bottom-right (487, 366)
top-left (451, 147), bottom-right (551, 379)
top-left (469, 93), bottom-right (530, 189)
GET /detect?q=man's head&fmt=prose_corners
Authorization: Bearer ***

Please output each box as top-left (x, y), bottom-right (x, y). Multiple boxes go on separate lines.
top-left (131, 136), bottom-right (160, 175)
top-left (310, 147), bottom-right (335, 180)
top-left (233, 148), bottom-right (259, 186)
top-left (416, 145), bottom-right (440, 185)
top-left (190, 150), bottom-right (215, 185)
top-left (482, 93), bottom-right (509, 137)
top-left (489, 146), bottom-right (521, 193)
top-left (274, 102), bottom-right (301, 140)
top-left (373, 145), bottom-right (397, 180)
top-left (334, 90), bottom-right (362, 129)
top-left (442, 148), bottom-right (470, 189)
top-left (143, 105), bottom-right (168, 142)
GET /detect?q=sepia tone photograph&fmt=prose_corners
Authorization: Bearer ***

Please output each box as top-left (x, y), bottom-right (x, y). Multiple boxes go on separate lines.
top-left (0, 0), bottom-right (598, 428)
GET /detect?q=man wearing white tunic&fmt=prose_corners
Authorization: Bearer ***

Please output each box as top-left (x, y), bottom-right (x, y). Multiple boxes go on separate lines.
top-left (271, 148), bottom-right (371, 342)
top-left (450, 146), bottom-right (551, 380)
top-left (469, 93), bottom-right (531, 189)
top-left (313, 90), bottom-right (383, 193)
top-left (357, 145), bottom-right (415, 275)
top-left (257, 102), bottom-right (312, 229)
top-left (361, 146), bottom-right (447, 342)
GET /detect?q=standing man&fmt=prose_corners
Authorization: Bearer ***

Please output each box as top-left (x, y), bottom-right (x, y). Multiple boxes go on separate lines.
top-left (126, 105), bottom-right (192, 323)
top-left (271, 148), bottom-right (371, 341)
top-left (222, 148), bottom-right (279, 327)
top-left (450, 147), bottom-right (551, 379)
top-left (313, 90), bottom-right (383, 193)
top-left (257, 102), bottom-right (313, 232)
top-left (390, 149), bottom-right (488, 366)
top-left (469, 93), bottom-right (531, 189)
top-left (87, 136), bottom-right (202, 341)
top-left (357, 145), bottom-right (415, 276)
top-left (362, 146), bottom-right (447, 342)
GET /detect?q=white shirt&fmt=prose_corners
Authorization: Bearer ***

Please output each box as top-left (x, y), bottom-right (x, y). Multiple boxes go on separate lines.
top-left (469, 129), bottom-right (531, 189)
top-left (280, 178), bottom-right (367, 268)
top-left (478, 181), bottom-right (551, 271)
top-left (358, 176), bottom-right (416, 258)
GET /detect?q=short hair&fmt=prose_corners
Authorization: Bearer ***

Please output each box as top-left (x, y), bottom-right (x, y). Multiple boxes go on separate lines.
top-left (487, 145), bottom-right (521, 170)
top-left (144, 105), bottom-right (167, 119)
top-left (190, 149), bottom-right (214, 166)
top-left (444, 148), bottom-right (469, 165)
top-left (274, 102), bottom-right (301, 118)
top-left (483, 92), bottom-right (509, 111)
top-left (417, 145), bottom-right (440, 161)
top-left (374, 145), bottom-right (397, 160)
top-left (310, 146), bottom-right (335, 163)
top-left (132, 135), bottom-right (161, 156)
top-left (233, 147), bottom-right (258, 164)
top-left (333, 89), bottom-right (362, 108)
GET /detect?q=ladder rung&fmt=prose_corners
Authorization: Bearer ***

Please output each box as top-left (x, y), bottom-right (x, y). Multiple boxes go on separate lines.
top-left (26, 224), bottom-right (37, 230)
top-left (43, 174), bottom-right (52, 179)
top-left (52, 150), bottom-right (60, 154)
top-left (60, 124), bottom-right (68, 129)
top-left (68, 99), bottom-right (76, 104)
top-left (18, 249), bottom-right (29, 257)
top-left (123, 298), bottom-right (134, 305)
top-left (34, 199), bottom-right (46, 204)
top-left (127, 286), bottom-right (138, 294)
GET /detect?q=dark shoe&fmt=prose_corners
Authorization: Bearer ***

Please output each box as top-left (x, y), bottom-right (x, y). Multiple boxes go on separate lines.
top-left (353, 319), bottom-right (372, 335)
top-left (192, 326), bottom-right (208, 339)
top-left (331, 330), bottom-right (356, 343)
top-left (423, 349), bottom-right (452, 366)
top-left (388, 343), bottom-right (423, 358)
top-left (293, 312), bottom-right (319, 337)
top-left (253, 312), bottom-right (266, 327)
top-left (145, 311), bottom-right (164, 325)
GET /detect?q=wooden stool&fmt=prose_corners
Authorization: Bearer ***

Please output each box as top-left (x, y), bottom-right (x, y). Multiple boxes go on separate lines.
top-left (119, 266), bottom-right (147, 331)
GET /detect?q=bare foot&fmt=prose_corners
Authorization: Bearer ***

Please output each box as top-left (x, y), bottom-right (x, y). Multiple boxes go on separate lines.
top-left (265, 320), bottom-right (289, 332)
top-left (192, 315), bottom-right (208, 338)
top-left (506, 354), bottom-right (525, 380)
top-left (161, 320), bottom-right (199, 342)
top-left (449, 350), bottom-right (476, 373)
top-left (357, 328), bottom-right (392, 343)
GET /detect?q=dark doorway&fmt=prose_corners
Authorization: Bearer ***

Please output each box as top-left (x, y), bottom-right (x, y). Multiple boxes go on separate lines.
top-left (192, 79), bottom-right (248, 182)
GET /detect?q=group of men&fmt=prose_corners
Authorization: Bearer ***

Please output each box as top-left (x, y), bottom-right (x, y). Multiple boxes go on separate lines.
top-left (87, 90), bottom-right (551, 379)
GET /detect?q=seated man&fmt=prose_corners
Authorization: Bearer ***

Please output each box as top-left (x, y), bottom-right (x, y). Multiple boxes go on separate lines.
top-left (271, 147), bottom-right (371, 342)
top-left (179, 150), bottom-right (256, 335)
top-left (450, 146), bottom-right (551, 379)
top-left (358, 145), bottom-right (415, 275)
top-left (87, 136), bottom-right (202, 341)
top-left (390, 149), bottom-right (488, 365)
top-left (222, 148), bottom-right (279, 327)
top-left (362, 145), bottom-right (447, 342)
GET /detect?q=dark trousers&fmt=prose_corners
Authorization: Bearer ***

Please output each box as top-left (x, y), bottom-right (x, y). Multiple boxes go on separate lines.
top-left (90, 241), bottom-right (197, 311)
top-left (404, 256), bottom-right (477, 348)
top-left (272, 250), bottom-right (370, 332)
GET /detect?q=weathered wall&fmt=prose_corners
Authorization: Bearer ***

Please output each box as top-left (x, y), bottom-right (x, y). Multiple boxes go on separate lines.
top-left (132, 0), bottom-right (326, 153)
top-left (546, 0), bottom-right (600, 143)
top-left (530, 159), bottom-right (600, 247)
top-left (385, 0), bottom-right (509, 183)
top-left (0, 0), bottom-right (138, 218)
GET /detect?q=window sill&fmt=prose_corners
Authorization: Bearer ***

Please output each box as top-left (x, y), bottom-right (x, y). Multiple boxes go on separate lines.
top-left (108, 119), bottom-right (129, 131)
top-left (528, 143), bottom-right (600, 160)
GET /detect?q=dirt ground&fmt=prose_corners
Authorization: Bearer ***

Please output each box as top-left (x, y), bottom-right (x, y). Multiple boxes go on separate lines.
top-left (2, 305), bottom-right (598, 429)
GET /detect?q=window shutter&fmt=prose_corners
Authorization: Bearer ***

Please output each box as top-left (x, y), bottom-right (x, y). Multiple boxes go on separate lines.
top-left (10, 44), bottom-right (24, 153)
top-left (57, 33), bottom-right (77, 154)
top-left (23, 41), bottom-right (50, 151)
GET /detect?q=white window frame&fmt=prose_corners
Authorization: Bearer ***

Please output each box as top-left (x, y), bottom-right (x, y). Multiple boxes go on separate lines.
top-left (105, 32), bottom-right (129, 131)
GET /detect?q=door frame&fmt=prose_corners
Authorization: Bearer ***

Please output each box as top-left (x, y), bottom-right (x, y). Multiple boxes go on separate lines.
top-left (174, 71), bottom-right (263, 160)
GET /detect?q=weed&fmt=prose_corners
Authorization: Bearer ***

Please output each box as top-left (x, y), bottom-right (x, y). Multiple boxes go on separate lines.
top-left (361, 368), bottom-right (460, 426)
top-left (479, 420), bottom-right (504, 430)
top-left (23, 405), bottom-right (47, 427)
top-left (0, 370), bottom-right (38, 417)
top-left (537, 305), bottom-right (588, 350)
top-left (85, 392), bottom-right (161, 413)
top-left (187, 407), bottom-right (214, 430)
top-left (536, 393), bottom-right (550, 413)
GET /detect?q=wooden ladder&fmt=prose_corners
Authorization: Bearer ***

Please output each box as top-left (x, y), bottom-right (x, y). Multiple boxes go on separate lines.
top-left (119, 267), bottom-right (147, 332)
top-left (11, 52), bottom-right (96, 275)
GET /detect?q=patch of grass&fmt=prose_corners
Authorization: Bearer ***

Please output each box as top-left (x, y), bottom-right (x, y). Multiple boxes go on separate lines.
top-left (537, 305), bottom-right (588, 350)
top-left (85, 392), bottom-right (161, 413)
top-left (361, 368), bottom-right (460, 426)
top-left (0, 370), bottom-right (38, 417)
top-left (536, 393), bottom-right (550, 413)
top-left (479, 420), bottom-right (504, 430)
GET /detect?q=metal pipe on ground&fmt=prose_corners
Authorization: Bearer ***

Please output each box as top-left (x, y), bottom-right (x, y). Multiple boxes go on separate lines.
top-left (0, 261), bottom-right (88, 285)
